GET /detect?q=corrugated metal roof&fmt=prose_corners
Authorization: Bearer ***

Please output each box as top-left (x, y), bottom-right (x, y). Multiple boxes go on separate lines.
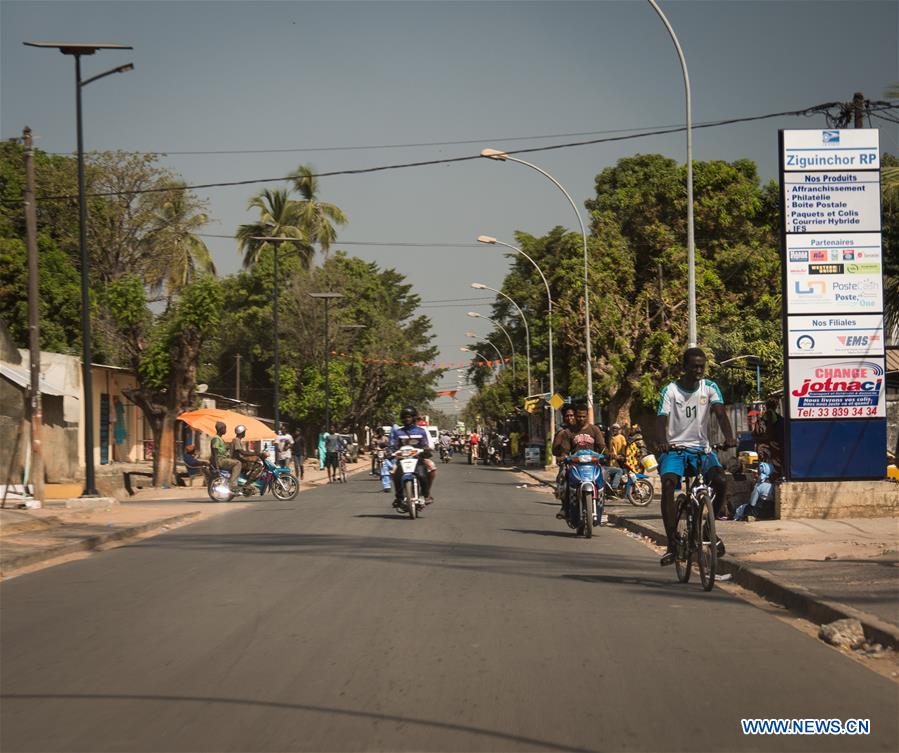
top-left (0, 363), bottom-right (66, 396)
top-left (887, 347), bottom-right (899, 373)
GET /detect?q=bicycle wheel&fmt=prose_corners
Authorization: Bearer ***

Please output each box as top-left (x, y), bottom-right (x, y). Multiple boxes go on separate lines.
top-left (340, 462), bottom-right (347, 483)
top-left (696, 492), bottom-right (717, 591)
top-left (673, 495), bottom-right (692, 583)
top-left (627, 478), bottom-right (654, 507)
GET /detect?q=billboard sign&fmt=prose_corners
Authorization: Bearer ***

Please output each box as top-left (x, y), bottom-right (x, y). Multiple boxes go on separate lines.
top-left (788, 358), bottom-right (886, 419)
top-left (779, 129), bottom-right (885, 480)
top-left (787, 314), bottom-right (885, 357)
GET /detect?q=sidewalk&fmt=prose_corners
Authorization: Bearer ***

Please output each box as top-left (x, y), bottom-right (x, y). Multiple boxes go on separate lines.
top-left (516, 465), bottom-right (899, 650)
top-left (0, 459), bottom-right (369, 577)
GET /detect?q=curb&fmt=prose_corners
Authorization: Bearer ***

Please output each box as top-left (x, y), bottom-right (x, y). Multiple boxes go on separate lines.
top-left (514, 466), bottom-right (899, 651)
top-left (0, 511), bottom-right (202, 576)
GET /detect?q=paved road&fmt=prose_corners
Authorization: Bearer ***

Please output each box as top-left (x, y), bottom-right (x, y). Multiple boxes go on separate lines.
top-left (2, 462), bottom-right (896, 752)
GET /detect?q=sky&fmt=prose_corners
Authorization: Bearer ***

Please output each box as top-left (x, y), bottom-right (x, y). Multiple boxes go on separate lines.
top-left (2, 0), bottom-right (897, 412)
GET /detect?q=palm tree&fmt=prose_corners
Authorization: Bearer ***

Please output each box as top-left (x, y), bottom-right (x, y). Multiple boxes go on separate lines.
top-left (236, 188), bottom-right (312, 268)
top-left (290, 165), bottom-right (348, 258)
top-left (882, 84), bottom-right (899, 338)
top-left (144, 182), bottom-right (216, 301)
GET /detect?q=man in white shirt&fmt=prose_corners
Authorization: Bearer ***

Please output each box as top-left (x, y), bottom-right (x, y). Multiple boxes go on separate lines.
top-left (656, 348), bottom-right (736, 566)
top-left (275, 424), bottom-right (293, 469)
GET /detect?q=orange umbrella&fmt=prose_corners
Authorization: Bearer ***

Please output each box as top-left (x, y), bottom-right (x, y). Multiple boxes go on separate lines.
top-left (177, 408), bottom-right (276, 441)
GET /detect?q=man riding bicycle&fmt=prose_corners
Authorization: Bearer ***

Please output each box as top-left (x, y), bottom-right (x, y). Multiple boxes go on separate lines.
top-left (657, 347), bottom-right (736, 566)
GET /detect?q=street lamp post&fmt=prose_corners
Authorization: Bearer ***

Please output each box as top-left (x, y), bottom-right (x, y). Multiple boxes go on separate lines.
top-left (252, 236), bottom-right (308, 431)
top-left (25, 41), bottom-right (133, 496)
top-left (471, 283), bottom-right (531, 393)
top-left (467, 311), bottom-right (516, 386)
top-left (481, 147), bottom-right (594, 422)
top-left (464, 334), bottom-right (505, 374)
top-left (646, 1), bottom-right (697, 347)
top-left (478, 235), bottom-right (557, 461)
top-left (308, 292), bottom-right (344, 431)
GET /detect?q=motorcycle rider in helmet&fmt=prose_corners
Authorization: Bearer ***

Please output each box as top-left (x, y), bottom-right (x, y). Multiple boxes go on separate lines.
top-left (211, 421), bottom-right (242, 491)
top-left (231, 424), bottom-right (263, 484)
top-left (388, 406), bottom-right (436, 506)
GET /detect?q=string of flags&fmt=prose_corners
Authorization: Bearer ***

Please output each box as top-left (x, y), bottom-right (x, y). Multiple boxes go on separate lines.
top-left (328, 351), bottom-right (510, 371)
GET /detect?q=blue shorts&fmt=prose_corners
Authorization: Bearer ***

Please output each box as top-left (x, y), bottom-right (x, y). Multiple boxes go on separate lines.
top-left (659, 449), bottom-right (722, 480)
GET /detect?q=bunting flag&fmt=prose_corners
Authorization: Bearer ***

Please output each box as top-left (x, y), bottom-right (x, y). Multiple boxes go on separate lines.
top-left (319, 351), bottom-right (508, 371)
top-left (435, 390), bottom-right (458, 398)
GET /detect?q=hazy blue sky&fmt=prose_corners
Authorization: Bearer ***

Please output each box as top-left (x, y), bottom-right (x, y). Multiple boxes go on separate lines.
top-left (2, 1), bottom-right (897, 407)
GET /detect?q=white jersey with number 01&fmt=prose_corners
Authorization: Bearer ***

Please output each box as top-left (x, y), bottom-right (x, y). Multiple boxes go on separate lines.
top-left (657, 379), bottom-right (724, 451)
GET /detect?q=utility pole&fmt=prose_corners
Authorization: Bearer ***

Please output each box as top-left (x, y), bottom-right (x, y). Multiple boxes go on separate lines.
top-left (24, 128), bottom-right (44, 506)
top-left (853, 92), bottom-right (865, 128)
top-left (235, 353), bottom-right (241, 402)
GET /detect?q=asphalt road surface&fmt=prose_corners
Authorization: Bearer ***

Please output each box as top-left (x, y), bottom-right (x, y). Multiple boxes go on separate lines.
top-left (2, 461), bottom-right (897, 752)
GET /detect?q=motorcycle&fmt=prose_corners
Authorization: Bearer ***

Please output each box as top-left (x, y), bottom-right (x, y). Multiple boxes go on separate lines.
top-left (393, 445), bottom-right (426, 519)
top-left (439, 445), bottom-right (452, 463)
top-left (486, 444), bottom-right (502, 466)
top-left (560, 450), bottom-right (605, 538)
top-left (603, 468), bottom-right (655, 507)
top-left (207, 453), bottom-right (299, 503)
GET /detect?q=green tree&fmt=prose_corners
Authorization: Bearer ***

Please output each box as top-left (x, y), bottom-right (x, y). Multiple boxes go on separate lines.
top-left (102, 274), bottom-right (223, 485)
top-left (290, 164), bottom-right (348, 259)
top-left (236, 188), bottom-right (312, 269)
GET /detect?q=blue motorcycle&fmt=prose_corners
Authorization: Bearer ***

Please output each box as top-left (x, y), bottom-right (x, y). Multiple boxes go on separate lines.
top-left (561, 450), bottom-right (605, 538)
top-left (207, 454), bottom-right (299, 502)
top-left (604, 468), bottom-right (655, 507)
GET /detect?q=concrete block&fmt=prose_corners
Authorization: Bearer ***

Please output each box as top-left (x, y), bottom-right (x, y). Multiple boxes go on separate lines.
top-left (63, 496), bottom-right (119, 510)
top-left (776, 480), bottom-right (898, 519)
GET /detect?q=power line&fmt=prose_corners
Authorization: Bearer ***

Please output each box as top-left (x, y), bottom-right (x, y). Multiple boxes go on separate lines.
top-left (19, 100), bottom-right (896, 205)
top-left (196, 233), bottom-right (481, 248)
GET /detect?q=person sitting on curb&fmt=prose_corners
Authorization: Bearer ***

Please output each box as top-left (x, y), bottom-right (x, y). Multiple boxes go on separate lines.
top-left (734, 452), bottom-right (776, 521)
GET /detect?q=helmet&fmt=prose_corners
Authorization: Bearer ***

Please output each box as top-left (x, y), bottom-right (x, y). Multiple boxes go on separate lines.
top-left (235, 424), bottom-right (247, 437)
top-left (215, 421), bottom-right (227, 435)
top-left (399, 406), bottom-right (417, 420)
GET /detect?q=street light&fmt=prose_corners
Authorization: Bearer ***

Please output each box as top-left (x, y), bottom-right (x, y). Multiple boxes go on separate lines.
top-left (719, 355), bottom-right (762, 401)
top-left (481, 147), bottom-right (594, 421)
top-left (478, 235), bottom-right (557, 458)
top-left (646, 1), bottom-right (697, 347)
top-left (464, 333), bottom-right (504, 372)
top-left (460, 346), bottom-right (495, 379)
top-left (308, 292), bottom-right (344, 431)
top-left (252, 236), bottom-right (310, 430)
top-left (467, 311), bottom-right (516, 385)
top-left (25, 41), bottom-right (133, 496)
top-left (471, 283), bottom-right (531, 393)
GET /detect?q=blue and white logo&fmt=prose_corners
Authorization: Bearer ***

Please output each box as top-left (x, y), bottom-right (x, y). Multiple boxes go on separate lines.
top-left (823, 130), bottom-right (840, 144)
top-left (795, 334), bottom-right (815, 351)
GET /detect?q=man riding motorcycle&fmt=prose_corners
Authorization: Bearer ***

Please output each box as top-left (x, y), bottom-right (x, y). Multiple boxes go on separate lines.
top-left (388, 406), bottom-right (436, 506)
top-left (231, 424), bottom-right (263, 483)
top-left (553, 403), bottom-right (606, 519)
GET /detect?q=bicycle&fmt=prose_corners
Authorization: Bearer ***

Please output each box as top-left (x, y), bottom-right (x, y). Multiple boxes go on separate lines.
top-left (668, 445), bottom-right (724, 592)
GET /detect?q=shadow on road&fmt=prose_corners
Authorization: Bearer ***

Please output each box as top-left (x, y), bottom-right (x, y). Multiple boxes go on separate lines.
top-left (0, 693), bottom-right (598, 753)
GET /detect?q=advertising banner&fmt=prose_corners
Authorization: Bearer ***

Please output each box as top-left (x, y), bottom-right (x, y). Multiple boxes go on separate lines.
top-left (782, 129), bottom-right (880, 171)
top-left (787, 314), bottom-right (885, 357)
top-left (788, 357), bottom-right (886, 419)
top-left (785, 234), bottom-right (883, 313)
top-left (782, 171), bottom-right (881, 233)
top-left (779, 129), bottom-right (885, 480)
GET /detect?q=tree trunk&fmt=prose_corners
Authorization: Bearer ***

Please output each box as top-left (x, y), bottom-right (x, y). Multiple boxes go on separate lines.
top-left (156, 411), bottom-right (177, 487)
top-left (608, 382), bottom-right (634, 427)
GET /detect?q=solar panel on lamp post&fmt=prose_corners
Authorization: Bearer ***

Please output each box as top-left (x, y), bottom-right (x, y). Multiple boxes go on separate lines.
top-left (25, 42), bottom-right (133, 496)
